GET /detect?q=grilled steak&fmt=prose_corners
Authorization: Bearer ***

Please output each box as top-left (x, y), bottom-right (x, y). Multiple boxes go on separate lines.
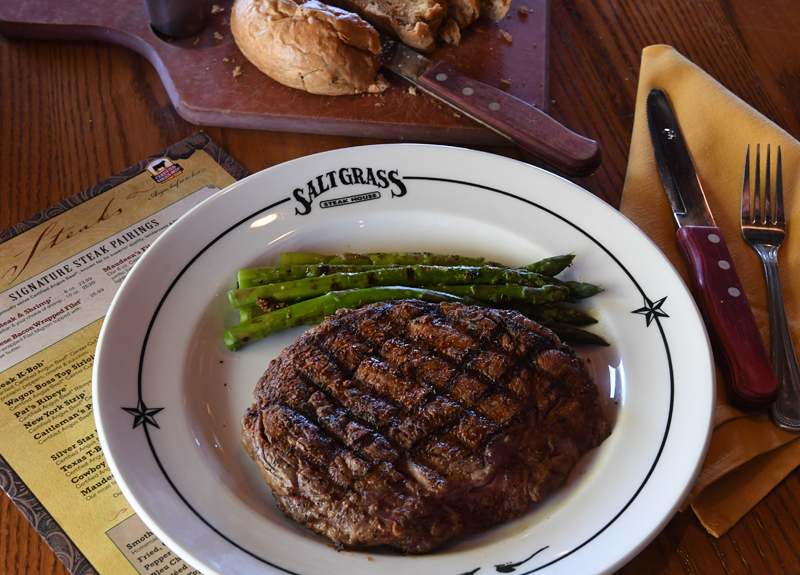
top-left (242, 300), bottom-right (611, 553)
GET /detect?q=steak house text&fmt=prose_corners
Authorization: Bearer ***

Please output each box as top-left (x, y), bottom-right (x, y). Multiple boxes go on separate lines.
top-left (293, 168), bottom-right (406, 215)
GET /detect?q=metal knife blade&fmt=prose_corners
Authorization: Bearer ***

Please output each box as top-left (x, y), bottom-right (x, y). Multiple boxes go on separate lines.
top-left (645, 87), bottom-right (777, 410)
top-left (377, 35), bottom-right (432, 84)
top-left (376, 33), bottom-right (602, 177)
top-left (647, 88), bottom-right (715, 228)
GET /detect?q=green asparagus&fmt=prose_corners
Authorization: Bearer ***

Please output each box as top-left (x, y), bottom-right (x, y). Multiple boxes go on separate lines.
top-left (423, 284), bottom-right (569, 305)
top-left (546, 323), bottom-right (609, 346)
top-left (223, 287), bottom-right (470, 351)
top-left (521, 254), bottom-right (575, 276)
top-left (240, 306), bottom-right (263, 323)
top-left (238, 264), bottom-right (398, 288)
top-left (501, 302), bottom-right (598, 325)
top-left (564, 280), bottom-right (604, 299)
top-left (280, 251), bottom-right (505, 267)
top-left (228, 265), bottom-right (555, 309)
top-left (225, 251), bottom-right (608, 350)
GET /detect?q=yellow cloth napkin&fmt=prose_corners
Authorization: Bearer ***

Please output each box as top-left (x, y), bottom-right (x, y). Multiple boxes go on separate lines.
top-left (620, 45), bottom-right (800, 537)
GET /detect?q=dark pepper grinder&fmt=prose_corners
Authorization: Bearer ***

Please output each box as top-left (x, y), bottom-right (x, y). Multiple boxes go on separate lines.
top-left (144, 0), bottom-right (212, 39)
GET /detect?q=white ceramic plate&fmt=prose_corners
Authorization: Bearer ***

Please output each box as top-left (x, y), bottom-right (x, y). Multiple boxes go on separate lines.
top-left (94, 144), bottom-right (715, 575)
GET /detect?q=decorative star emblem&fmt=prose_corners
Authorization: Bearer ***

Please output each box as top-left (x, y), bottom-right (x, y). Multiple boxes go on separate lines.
top-left (632, 296), bottom-right (669, 326)
top-left (122, 399), bottom-right (164, 429)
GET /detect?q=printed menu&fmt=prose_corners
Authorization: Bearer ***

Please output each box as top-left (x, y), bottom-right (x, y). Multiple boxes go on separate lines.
top-left (0, 133), bottom-right (248, 575)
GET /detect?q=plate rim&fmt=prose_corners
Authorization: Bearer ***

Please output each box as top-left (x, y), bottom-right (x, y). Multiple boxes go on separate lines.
top-left (94, 143), bottom-right (715, 575)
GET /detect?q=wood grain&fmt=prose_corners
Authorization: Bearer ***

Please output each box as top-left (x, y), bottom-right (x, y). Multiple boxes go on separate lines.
top-left (417, 60), bottom-right (602, 175)
top-left (0, 0), bottom-right (549, 144)
top-left (3, 0), bottom-right (800, 573)
top-left (1, 492), bottom-right (69, 575)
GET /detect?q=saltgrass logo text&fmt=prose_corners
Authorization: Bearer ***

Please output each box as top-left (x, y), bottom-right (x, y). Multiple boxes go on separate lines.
top-left (292, 167), bottom-right (406, 215)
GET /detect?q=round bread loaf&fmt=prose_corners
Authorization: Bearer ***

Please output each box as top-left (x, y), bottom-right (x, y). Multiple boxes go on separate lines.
top-left (231, 0), bottom-right (389, 96)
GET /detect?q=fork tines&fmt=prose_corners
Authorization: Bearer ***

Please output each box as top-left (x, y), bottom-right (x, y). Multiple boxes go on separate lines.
top-left (743, 143), bottom-right (784, 227)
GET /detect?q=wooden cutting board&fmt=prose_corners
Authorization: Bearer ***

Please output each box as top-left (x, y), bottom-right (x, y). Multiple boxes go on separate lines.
top-left (0, 0), bottom-right (549, 145)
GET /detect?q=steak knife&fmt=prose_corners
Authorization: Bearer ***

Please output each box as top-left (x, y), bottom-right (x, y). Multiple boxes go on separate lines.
top-left (646, 87), bottom-right (777, 410)
top-left (377, 34), bottom-right (602, 177)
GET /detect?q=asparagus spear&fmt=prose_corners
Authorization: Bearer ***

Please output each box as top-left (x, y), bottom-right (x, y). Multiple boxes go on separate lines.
top-left (240, 307), bottom-right (260, 323)
top-left (521, 254), bottom-right (575, 276)
top-left (228, 265), bottom-right (554, 309)
top-left (509, 303), bottom-right (598, 326)
top-left (244, 293), bottom-right (592, 328)
top-left (546, 323), bottom-right (609, 346)
top-left (238, 264), bottom-right (397, 288)
top-left (279, 252), bottom-right (371, 265)
top-left (280, 251), bottom-right (504, 267)
top-left (564, 280), bottom-right (604, 299)
top-left (239, 259), bottom-right (589, 290)
top-left (279, 251), bottom-right (578, 272)
top-left (543, 277), bottom-right (604, 300)
top-left (423, 284), bottom-right (568, 305)
top-left (223, 287), bottom-right (469, 351)
top-left (272, 254), bottom-right (599, 295)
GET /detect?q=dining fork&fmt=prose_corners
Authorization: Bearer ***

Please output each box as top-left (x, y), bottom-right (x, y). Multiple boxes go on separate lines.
top-left (741, 143), bottom-right (800, 429)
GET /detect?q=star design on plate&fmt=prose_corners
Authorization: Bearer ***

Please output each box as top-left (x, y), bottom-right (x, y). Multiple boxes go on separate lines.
top-left (122, 399), bottom-right (164, 429)
top-left (632, 296), bottom-right (669, 327)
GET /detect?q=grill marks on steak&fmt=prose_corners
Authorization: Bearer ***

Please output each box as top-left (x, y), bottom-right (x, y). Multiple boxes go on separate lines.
top-left (242, 300), bottom-right (611, 553)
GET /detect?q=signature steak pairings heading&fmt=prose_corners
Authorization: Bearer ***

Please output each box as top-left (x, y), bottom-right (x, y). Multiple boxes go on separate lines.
top-left (241, 300), bottom-right (611, 553)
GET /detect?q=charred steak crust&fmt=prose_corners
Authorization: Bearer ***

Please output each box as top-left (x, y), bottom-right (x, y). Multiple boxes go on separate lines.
top-left (242, 300), bottom-right (611, 553)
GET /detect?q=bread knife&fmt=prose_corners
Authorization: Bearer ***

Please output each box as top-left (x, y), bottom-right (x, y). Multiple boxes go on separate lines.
top-left (646, 87), bottom-right (777, 410)
top-left (377, 34), bottom-right (602, 177)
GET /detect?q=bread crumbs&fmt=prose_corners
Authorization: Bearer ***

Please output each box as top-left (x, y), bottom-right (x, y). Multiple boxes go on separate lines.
top-left (233, 66), bottom-right (243, 77)
top-left (211, 4), bottom-right (224, 14)
top-left (408, 86), bottom-right (417, 96)
top-left (223, 57), bottom-right (230, 62)
top-left (500, 78), bottom-right (512, 88)
top-left (518, 5), bottom-right (529, 15)
top-left (193, 37), bottom-right (200, 45)
top-left (500, 30), bottom-right (513, 43)
top-left (214, 31), bottom-right (224, 40)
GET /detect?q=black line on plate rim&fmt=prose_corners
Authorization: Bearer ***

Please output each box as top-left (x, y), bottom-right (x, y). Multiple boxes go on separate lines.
top-left (407, 176), bottom-right (676, 573)
top-left (404, 177), bottom-right (645, 293)
top-left (131, 177), bottom-right (675, 574)
top-left (521, 314), bottom-right (675, 574)
top-left (137, 196), bottom-right (297, 575)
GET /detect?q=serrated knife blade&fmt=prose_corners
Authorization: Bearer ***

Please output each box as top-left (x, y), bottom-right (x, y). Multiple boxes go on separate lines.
top-left (646, 87), bottom-right (777, 410)
top-left (376, 33), bottom-right (602, 177)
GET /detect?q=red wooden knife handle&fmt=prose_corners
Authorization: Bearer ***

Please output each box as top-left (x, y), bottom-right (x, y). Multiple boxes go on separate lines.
top-left (416, 61), bottom-right (602, 177)
top-left (677, 226), bottom-right (778, 410)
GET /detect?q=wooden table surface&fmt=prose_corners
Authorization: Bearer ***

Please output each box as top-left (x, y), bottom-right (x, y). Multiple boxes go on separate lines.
top-left (3, 0), bottom-right (800, 573)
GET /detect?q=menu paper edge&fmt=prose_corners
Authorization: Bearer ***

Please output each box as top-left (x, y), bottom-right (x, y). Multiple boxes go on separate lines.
top-left (0, 131), bottom-right (248, 575)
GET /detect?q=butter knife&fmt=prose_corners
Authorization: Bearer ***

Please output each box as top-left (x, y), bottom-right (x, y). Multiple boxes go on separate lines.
top-left (377, 34), bottom-right (602, 177)
top-left (646, 87), bottom-right (777, 410)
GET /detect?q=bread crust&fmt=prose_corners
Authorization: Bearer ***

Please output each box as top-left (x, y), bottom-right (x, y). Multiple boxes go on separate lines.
top-left (326, 0), bottom-right (446, 53)
top-left (231, 0), bottom-right (389, 95)
top-left (480, 0), bottom-right (511, 20)
top-left (447, 0), bottom-right (480, 29)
